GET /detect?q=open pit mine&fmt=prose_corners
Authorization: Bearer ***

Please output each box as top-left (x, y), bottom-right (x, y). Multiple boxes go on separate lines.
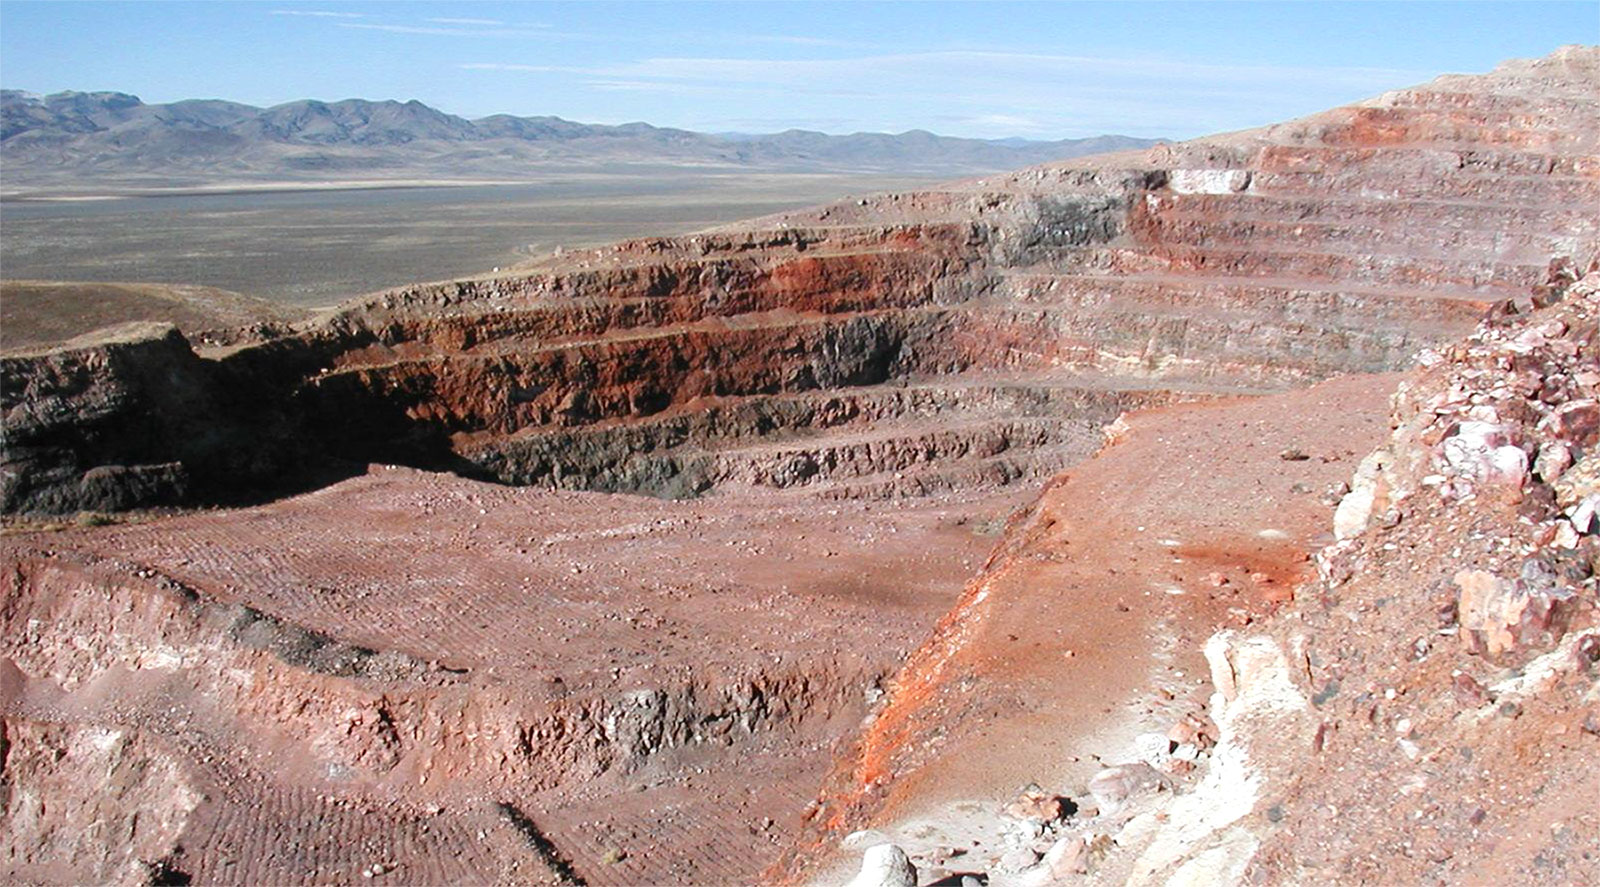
top-left (3, 46), bottom-right (1599, 887)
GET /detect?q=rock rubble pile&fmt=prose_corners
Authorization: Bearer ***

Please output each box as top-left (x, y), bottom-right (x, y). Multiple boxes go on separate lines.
top-left (1325, 258), bottom-right (1600, 665)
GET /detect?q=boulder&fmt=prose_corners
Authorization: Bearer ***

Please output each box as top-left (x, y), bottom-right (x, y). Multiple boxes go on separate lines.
top-left (1455, 565), bottom-right (1575, 659)
top-left (846, 844), bottom-right (917, 887)
top-left (1087, 763), bottom-right (1173, 817)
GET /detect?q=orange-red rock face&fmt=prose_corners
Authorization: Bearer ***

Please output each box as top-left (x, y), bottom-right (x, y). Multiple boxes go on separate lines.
top-left (774, 374), bottom-right (1405, 881)
top-left (9, 53), bottom-right (1598, 513)
top-left (768, 47), bottom-right (1600, 882)
top-left (2, 45), bottom-right (1598, 887)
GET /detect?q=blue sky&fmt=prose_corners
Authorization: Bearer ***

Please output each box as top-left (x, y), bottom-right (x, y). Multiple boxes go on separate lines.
top-left (1, 2), bottom-right (1594, 139)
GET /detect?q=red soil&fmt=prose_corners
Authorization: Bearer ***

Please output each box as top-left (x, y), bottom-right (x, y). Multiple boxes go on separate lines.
top-left (786, 374), bottom-right (1404, 880)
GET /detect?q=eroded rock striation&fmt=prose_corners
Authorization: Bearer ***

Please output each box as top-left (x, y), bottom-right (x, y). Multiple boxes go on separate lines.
top-left (783, 121), bottom-right (1599, 887)
top-left (3, 45), bottom-right (1599, 887)
top-left (8, 49), bottom-right (1598, 516)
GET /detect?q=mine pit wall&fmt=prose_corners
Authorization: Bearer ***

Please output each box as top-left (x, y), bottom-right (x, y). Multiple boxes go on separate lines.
top-left (6, 126), bottom-right (1590, 513)
top-left (276, 192), bottom-right (1148, 494)
top-left (0, 326), bottom-right (318, 515)
top-left (462, 383), bottom-right (1193, 498)
top-left (946, 301), bottom-right (1444, 386)
top-left (0, 545), bottom-right (882, 882)
top-left (271, 172), bottom-right (1470, 496)
top-left (304, 310), bottom-right (934, 447)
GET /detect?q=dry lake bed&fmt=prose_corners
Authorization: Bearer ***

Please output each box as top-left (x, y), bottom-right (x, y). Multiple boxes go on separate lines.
top-left (0, 171), bottom-right (941, 308)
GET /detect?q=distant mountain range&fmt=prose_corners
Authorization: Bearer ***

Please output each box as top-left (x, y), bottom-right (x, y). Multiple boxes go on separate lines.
top-left (0, 90), bottom-right (1161, 194)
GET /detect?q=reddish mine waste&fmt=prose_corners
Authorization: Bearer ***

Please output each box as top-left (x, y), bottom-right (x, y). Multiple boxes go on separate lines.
top-left (3, 46), bottom-right (1600, 887)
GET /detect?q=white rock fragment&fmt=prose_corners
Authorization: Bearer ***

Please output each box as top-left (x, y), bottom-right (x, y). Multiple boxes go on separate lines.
top-left (1534, 440), bottom-right (1573, 481)
top-left (841, 829), bottom-right (893, 849)
top-left (1569, 494), bottom-right (1600, 534)
top-left (1334, 447), bottom-right (1406, 540)
top-left (845, 844), bottom-right (917, 887)
top-left (1087, 762), bottom-right (1173, 816)
top-left (1133, 731), bottom-right (1175, 766)
top-left (1169, 169), bottom-right (1252, 195)
top-left (1440, 421), bottom-right (1527, 489)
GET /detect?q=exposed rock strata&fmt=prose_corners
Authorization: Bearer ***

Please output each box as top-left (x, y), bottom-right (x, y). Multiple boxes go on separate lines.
top-left (9, 49), bottom-right (1598, 515)
top-left (0, 323), bottom-right (311, 514)
top-left (2, 44), bottom-right (1599, 887)
top-left (787, 263), bottom-right (1600, 885)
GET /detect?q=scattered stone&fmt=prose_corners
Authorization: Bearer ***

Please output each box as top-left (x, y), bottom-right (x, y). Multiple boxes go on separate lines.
top-left (1554, 456), bottom-right (1600, 508)
top-left (1582, 713), bottom-right (1600, 737)
top-left (1441, 421), bottom-right (1518, 471)
top-left (1132, 731), bottom-right (1175, 767)
top-left (1087, 762), bottom-right (1174, 816)
top-left (1003, 783), bottom-right (1070, 823)
top-left (846, 844), bottom-right (917, 887)
top-left (1167, 716), bottom-right (1207, 748)
top-left (1569, 494), bottom-right (1600, 533)
top-left (1542, 399), bottom-right (1600, 447)
top-left (1535, 441), bottom-right (1574, 482)
top-left (1576, 633), bottom-right (1600, 665)
top-left (1312, 721), bottom-right (1333, 753)
top-left (997, 845), bottom-right (1042, 873)
top-left (1029, 832), bottom-right (1113, 879)
top-left (1008, 817), bottom-right (1045, 842)
top-left (1452, 672), bottom-right (1492, 707)
top-left (1454, 567), bottom-right (1574, 659)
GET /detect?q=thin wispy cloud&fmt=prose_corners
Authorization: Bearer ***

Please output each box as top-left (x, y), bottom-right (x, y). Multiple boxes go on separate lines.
top-left (324, 18), bottom-right (863, 49)
top-left (958, 113), bottom-right (1048, 134)
top-left (726, 34), bottom-right (881, 50)
top-left (427, 18), bottom-right (509, 27)
top-left (548, 51), bottom-right (1426, 91)
top-left (578, 79), bottom-right (805, 99)
top-left (271, 9), bottom-right (364, 18)
top-left (702, 116), bottom-right (860, 131)
top-left (583, 79), bottom-right (688, 93)
top-left (340, 22), bottom-right (556, 38)
top-left (578, 78), bottom-right (872, 102)
top-left (464, 50), bottom-right (1426, 91)
top-left (461, 49), bottom-right (1432, 138)
top-left (462, 64), bottom-right (869, 101)
top-left (460, 63), bottom-right (556, 72)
